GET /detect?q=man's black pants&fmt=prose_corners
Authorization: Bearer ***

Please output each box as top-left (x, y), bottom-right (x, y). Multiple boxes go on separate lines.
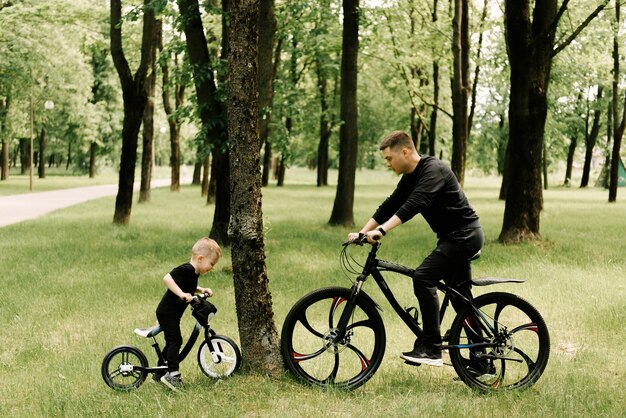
top-left (412, 225), bottom-right (484, 349)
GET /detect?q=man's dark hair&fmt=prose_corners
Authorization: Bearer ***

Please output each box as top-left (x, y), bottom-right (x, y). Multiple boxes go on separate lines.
top-left (379, 131), bottom-right (414, 151)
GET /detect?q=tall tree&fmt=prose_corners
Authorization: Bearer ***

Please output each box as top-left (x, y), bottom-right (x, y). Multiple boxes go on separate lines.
top-left (259, 0), bottom-right (278, 187)
top-left (227, 0), bottom-right (282, 375)
top-left (158, 21), bottom-right (187, 192)
top-left (177, 0), bottom-right (230, 244)
top-left (110, 0), bottom-right (157, 224)
top-left (428, 0), bottom-right (440, 157)
top-left (139, 16), bottom-right (159, 204)
top-left (609, 0), bottom-right (626, 202)
top-left (329, 0), bottom-right (359, 227)
top-left (0, 96), bottom-right (10, 180)
top-left (499, 0), bottom-right (608, 243)
top-left (450, 0), bottom-right (469, 185)
top-left (580, 86), bottom-right (603, 188)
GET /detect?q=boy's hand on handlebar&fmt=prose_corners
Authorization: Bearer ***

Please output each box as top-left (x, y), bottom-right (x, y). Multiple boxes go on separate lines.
top-left (199, 287), bottom-right (213, 297)
top-left (181, 293), bottom-right (193, 303)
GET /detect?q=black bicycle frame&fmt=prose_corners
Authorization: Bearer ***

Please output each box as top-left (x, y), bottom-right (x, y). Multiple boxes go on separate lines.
top-left (335, 243), bottom-right (483, 349)
top-left (136, 322), bottom-right (217, 374)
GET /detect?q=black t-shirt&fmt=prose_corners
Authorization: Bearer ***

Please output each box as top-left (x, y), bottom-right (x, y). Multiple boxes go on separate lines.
top-left (372, 155), bottom-right (479, 238)
top-left (156, 262), bottom-right (199, 317)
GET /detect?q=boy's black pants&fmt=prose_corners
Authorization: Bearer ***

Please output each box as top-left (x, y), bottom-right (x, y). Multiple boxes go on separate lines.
top-left (156, 312), bottom-right (183, 372)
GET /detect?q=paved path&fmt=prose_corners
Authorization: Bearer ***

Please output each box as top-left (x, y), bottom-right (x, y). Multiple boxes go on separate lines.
top-left (0, 178), bottom-right (174, 227)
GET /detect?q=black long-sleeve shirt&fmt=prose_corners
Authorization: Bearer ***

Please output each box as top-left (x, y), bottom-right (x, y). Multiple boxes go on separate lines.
top-left (372, 155), bottom-right (479, 238)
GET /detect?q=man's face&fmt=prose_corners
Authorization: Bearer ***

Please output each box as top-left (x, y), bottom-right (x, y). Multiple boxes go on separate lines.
top-left (382, 146), bottom-right (408, 174)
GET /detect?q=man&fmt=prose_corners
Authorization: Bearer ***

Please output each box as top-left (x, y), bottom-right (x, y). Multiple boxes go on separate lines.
top-left (348, 131), bottom-right (484, 366)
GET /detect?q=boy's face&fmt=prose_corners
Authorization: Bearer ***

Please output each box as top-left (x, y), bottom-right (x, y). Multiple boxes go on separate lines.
top-left (195, 253), bottom-right (219, 274)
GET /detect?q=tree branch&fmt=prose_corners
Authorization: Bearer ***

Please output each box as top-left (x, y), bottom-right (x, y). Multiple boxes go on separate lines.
top-left (552, 0), bottom-right (610, 57)
top-left (110, 0), bottom-right (133, 86)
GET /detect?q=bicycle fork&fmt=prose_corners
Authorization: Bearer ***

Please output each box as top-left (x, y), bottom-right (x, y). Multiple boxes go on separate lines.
top-left (327, 278), bottom-right (365, 344)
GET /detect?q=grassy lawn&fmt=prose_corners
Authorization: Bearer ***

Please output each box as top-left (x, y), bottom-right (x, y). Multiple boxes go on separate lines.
top-left (0, 168), bottom-right (624, 417)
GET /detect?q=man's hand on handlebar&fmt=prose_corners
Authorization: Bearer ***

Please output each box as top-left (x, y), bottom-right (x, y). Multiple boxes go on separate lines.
top-left (347, 230), bottom-right (382, 245)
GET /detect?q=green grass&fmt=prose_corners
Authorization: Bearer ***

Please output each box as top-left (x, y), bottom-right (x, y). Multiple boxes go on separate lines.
top-left (0, 168), bottom-right (624, 417)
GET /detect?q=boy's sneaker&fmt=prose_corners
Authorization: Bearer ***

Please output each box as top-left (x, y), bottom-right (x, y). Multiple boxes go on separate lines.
top-left (160, 372), bottom-right (183, 391)
top-left (400, 343), bottom-right (443, 367)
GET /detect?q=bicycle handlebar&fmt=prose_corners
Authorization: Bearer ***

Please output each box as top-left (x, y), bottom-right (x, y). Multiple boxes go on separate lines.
top-left (190, 292), bottom-right (211, 305)
top-left (343, 232), bottom-right (382, 247)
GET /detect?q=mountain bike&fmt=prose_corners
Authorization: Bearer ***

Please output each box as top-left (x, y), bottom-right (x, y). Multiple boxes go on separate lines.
top-left (101, 293), bottom-right (241, 391)
top-left (280, 235), bottom-right (550, 392)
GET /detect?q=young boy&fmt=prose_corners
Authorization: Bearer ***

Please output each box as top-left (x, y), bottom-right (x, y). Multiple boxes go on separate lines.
top-left (156, 237), bottom-right (222, 390)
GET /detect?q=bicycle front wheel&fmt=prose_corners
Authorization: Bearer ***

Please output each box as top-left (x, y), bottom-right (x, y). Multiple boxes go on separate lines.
top-left (101, 345), bottom-right (149, 391)
top-left (448, 292), bottom-right (550, 392)
top-left (198, 335), bottom-right (242, 378)
top-left (280, 286), bottom-right (386, 390)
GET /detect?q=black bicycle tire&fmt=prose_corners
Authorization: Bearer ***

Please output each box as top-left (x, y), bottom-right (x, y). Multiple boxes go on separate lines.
top-left (448, 292), bottom-right (550, 392)
top-left (280, 286), bottom-right (386, 390)
top-left (197, 334), bottom-right (242, 378)
top-left (101, 345), bottom-right (149, 391)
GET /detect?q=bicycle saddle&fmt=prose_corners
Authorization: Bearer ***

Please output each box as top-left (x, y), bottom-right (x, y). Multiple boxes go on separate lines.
top-left (134, 325), bottom-right (162, 338)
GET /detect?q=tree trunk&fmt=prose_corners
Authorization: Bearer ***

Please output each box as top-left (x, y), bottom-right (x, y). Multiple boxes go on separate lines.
top-left (110, 0), bottom-right (157, 224)
top-left (19, 138), bottom-right (28, 174)
top-left (450, 0), bottom-right (469, 185)
top-left (139, 46), bottom-right (157, 203)
top-left (227, 0), bottom-right (282, 376)
top-left (89, 142), bottom-right (97, 178)
top-left (159, 23), bottom-right (185, 192)
top-left (329, 0), bottom-right (359, 227)
top-left (499, 0), bottom-right (557, 243)
top-left (1, 139), bottom-right (8, 181)
top-left (201, 155), bottom-right (210, 197)
top-left (581, 87), bottom-right (603, 188)
top-left (316, 67), bottom-right (331, 187)
top-left (468, 0), bottom-right (489, 139)
top-left (428, 61), bottom-right (439, 157)
top-left (178, 0), bottom-right (230, 244)
top-left (609, 0), bottom-right (625, 202)
top-left (564, 135), bottom-right (577, 186)
top-left (38, 127), bottom-right (46, 179)
top-left (259, 0), bottom-right (277, 187)
top-left (0, 96), bottom-right (9, 180)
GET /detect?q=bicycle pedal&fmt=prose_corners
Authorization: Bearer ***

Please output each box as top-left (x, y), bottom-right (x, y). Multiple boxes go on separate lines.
top-left (403, 360), bottom-right (421, 367)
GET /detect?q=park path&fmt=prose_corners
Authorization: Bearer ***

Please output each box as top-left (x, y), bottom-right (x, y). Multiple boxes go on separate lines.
top-left (0, 178), bottom-right (174, 228)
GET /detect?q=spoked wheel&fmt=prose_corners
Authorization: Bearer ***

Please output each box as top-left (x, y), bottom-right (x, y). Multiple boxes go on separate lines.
top-left (280, 286), bottom-right (386, 390)
top-left (101, 345), bottom-right (149, 391)
top-left (198, 335), bottom-right (242, 378)
top-left (448, 292), bottom-right (550, 392)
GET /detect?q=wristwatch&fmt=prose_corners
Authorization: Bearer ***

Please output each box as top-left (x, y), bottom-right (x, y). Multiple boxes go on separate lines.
top-left (376, 226), bottom-right (386, 236)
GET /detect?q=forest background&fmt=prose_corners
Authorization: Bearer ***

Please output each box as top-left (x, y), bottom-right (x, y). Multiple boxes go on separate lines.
top-left (2, 0), bottom-right (624, 203)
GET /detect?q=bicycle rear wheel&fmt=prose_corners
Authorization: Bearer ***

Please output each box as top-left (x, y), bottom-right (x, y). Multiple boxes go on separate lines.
top-left (448, 292), bottom-right (550, 392)
top-left (101, 345), bottom-right (149, 391)
top-left (280, 286), bottom-right (386, 390)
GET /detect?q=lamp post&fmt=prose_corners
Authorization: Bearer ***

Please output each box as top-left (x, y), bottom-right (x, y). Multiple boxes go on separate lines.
top-left (29, 98), bottom-right (54, 191)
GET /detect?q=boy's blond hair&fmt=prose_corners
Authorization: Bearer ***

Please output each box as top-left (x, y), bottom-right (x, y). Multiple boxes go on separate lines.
top-left (192, 237), bottom-right (222, 259)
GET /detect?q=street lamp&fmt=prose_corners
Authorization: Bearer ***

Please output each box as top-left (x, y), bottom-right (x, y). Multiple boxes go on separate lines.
top-left (29, 98), bottom-right (54, 191)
